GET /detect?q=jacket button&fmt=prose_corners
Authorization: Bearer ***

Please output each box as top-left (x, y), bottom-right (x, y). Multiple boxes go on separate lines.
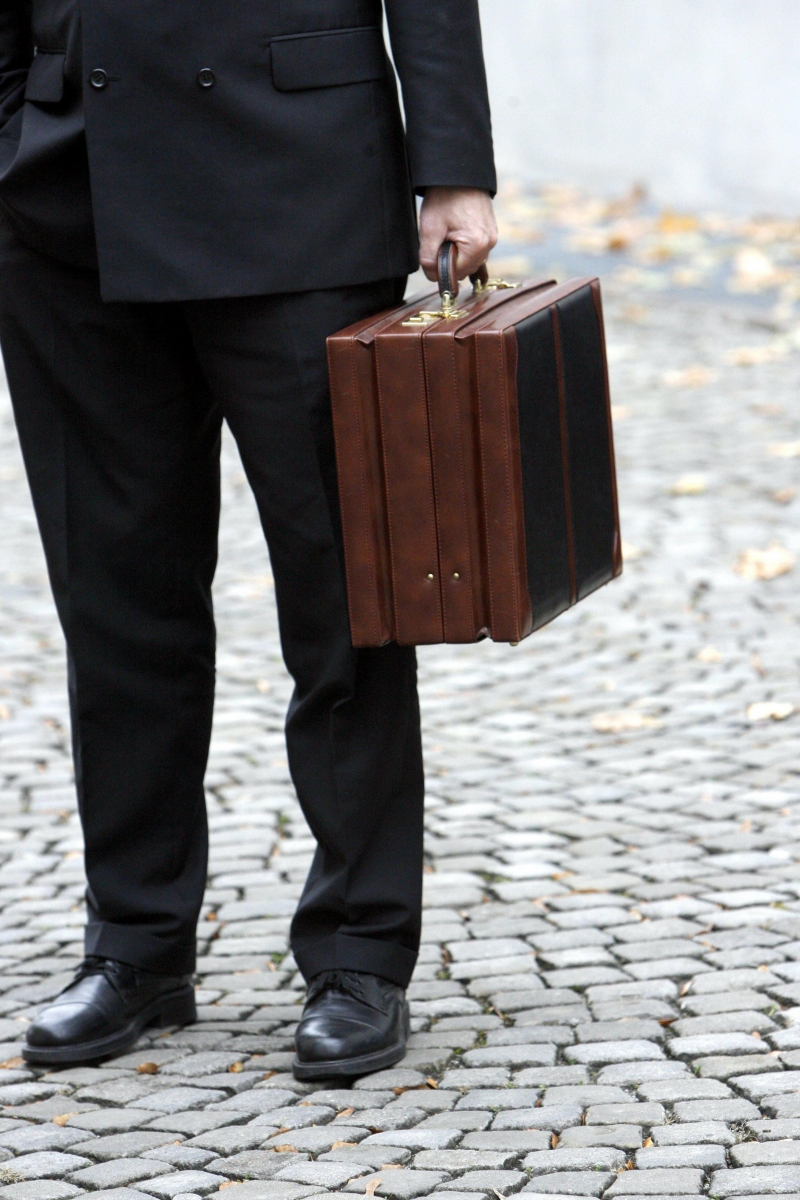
top-left (89, 68), bottom-right (108, 89)
top-left (197, 68), bottom-right (216, 88)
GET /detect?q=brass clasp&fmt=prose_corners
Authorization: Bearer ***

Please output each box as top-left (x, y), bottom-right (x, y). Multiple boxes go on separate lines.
top-left (472, 278), bottom-right (520, 295)
top-left (401, 291), bottom-right (467, 326)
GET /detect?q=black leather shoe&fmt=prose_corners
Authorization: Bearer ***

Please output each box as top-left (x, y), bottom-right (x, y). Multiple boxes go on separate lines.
top-left (23, 957), bottom-right (196, 1066)
top-left (293, 969), bottom-right (409, 1080)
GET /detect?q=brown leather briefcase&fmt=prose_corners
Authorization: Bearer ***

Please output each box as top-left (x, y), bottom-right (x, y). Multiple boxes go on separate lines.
top-left (327, 244), bottom-right (622, 647)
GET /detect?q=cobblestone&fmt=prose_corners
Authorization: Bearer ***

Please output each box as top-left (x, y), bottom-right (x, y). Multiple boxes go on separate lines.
top-left (3, 248), bottom-right (800, 1199)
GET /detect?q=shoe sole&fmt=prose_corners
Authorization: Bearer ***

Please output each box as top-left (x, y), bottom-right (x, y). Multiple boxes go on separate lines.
top-left (292, 1001), bottom-right (410, 1080)
top-left (22, 984), bottom-right (196, 1066)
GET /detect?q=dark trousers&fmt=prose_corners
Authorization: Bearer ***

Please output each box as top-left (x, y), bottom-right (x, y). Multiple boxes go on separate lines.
top-left (0, 227), bottom-right (424, 986)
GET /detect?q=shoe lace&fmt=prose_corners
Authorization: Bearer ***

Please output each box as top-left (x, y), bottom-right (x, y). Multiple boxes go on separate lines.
top-left (306, 969), bottom-right (387, 1013)
top-left (71, 956), bottom-right (134, 998)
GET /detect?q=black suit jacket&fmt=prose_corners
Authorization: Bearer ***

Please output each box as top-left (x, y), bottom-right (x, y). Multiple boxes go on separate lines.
top-left (0, 0), bottom-right (496, 302)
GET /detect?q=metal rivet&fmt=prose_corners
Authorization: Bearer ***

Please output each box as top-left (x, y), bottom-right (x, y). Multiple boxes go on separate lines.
top-left (452, 571), bottom-right (460, 580)
top-left (89, 68), bottom-right (108, 89)
top-left (426, 573), bottom-right (434, 581)
top-left (197, 67), bottom-right (216, 88)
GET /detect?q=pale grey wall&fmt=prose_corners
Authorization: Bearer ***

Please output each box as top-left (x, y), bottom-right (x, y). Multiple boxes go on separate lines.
top-left (479, 0), bottom-right (800, 212)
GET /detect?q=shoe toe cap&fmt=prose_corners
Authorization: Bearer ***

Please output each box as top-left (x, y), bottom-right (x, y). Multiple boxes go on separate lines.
top-left (26, 1000), bottom-right (105, 1048)
top-left (295, 1015), bottom-right (380, 1063)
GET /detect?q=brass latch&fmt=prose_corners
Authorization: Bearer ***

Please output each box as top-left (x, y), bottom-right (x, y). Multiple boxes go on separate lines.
top-left (402, 290), bottom-right (467, 326)
top-left (472, 278), bottom-right (520, 294)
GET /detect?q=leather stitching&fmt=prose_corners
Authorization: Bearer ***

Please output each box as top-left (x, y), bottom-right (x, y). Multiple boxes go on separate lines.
top-left (552, 307), bottom-right (577, 606)
top-left (591, 280), bottom-right (622, 576)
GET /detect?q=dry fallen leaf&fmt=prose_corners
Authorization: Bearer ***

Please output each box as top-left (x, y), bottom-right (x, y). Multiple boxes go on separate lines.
top-left (52, 1114), bottom-right (78, 1127)
top-left (365, 1179), bottom-right (382, 1196)
top-left (735, 543), bottom-right (796, 581)
top-left (331, 1142), bottom-right (358, 1150)
top-left (272, 1145), bottom-right (298, 1153)
top-left (136, 1062), bottom-right (160, 1075)
top-left (728, 345), bottom-right (788, 366)
top-left (662, 366), bottom-right (717, 388)
top-left (773, 487), bottom-right (798, 504)
top-left (670, 473), bottom-right (707, 495)
top-left (426, 1078), bottom-right (438, 1089)
top-left (731, 247), bottom-right (784, 291)
top-left (768, 441), bottom-right (800, 458)
top-left (550, 1133), bottom-right (559, 1149)
top-left (659, 211), bottom-right (699, 234)
top-left (228, 1062), bottom-right (244, 1073)
top-left (591, 710), bottom-right (661, 734)
top-left (696, 645), bottom-right (723, 663)
top-left (643, 1136), bottom-right (654, 1148)
top-left (0, 1057), bottom-right (23, 1069)
top-left (337, 1107), bottom-right (355, 1119)
top-left (219, 1183), bottom-right (243, 1190)
top-left (747, 701), bottom-right (795, 722)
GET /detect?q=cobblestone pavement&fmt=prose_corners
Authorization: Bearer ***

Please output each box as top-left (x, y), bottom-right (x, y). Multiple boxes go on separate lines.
top-left (1, 276), bottom-right (800, 1200)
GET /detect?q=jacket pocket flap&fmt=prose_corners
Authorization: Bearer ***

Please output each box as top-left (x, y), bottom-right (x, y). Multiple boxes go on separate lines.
top-left (25, 52), bottom-right (65, 103)
top-left (271, 26), bottom-right (384, 92)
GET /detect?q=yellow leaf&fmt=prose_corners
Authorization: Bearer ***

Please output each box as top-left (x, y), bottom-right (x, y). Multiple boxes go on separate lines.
top-left (735, 543), bottom-right (796, 581)
top-left (747, 702), bottom-right (795, 722)
top-left (0, 1057), bottom-right (23, 1069)
top-left (662, 367), bottom-right (717, 388)
top-left (591, 710), bottom-right (661, 734)
top-left (52, 1114), bottom-right (78, 1127)
top-left (229, 1062), bottom-right (243, 1073)
top-left (659, 211), bottom-right (699, 234)
top-left (670, 473), bottom-right (707, 495)
top-left (696, 646), bottom-right (723, 663)
top-left (768, 441), bottom-right (800, 458)
top-left (729, 345), bottom-right (787, 366)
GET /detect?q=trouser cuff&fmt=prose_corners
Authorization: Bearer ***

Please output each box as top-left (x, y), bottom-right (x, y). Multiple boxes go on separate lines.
top-left (293, 932), bottom-right (417, 988)
top-left (85, 921), bottom-right (196, 976)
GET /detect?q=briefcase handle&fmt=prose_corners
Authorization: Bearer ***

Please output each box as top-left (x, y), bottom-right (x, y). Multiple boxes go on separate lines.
top-left (437, 241), bottom-right (500, 309)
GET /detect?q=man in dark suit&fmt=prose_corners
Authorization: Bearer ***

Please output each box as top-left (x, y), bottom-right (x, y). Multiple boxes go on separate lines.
top-left (0, 0), bottom-right (497, 1075)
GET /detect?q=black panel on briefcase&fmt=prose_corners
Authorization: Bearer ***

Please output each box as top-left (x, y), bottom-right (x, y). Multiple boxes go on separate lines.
top-left (516, 282), bottom-right (619, 632)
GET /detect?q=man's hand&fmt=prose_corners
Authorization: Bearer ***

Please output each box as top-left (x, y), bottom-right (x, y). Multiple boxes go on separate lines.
top-left (418, 187), bottom-right (498, 283)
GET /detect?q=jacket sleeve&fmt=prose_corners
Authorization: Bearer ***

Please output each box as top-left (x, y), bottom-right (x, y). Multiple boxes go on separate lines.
top-left (0, 0), bottom-right (32, 128)
top-left (383, 0), bottom-right (497, 196)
